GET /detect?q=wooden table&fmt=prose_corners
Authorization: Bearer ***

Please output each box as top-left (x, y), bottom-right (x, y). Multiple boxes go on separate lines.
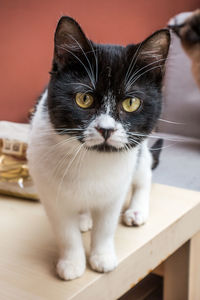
top-left (0, 184), bottom-right (200, 300)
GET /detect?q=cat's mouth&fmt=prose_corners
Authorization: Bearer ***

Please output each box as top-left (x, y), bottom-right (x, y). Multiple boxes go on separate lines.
top-left (85, 142), bottom-right (126, 152)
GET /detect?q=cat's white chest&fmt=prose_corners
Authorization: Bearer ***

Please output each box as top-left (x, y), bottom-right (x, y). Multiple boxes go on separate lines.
top-left (71, 149), bottom-right (136, 201)
top-left (44, 139), bottom-right (137, 209)
top-left (28, 130), bottom-right (138, 210)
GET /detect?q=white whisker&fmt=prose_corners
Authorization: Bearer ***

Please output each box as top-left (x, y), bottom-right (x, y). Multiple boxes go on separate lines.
top-left (126, 58), bottom-right (166, 89)
top-left (128, 131), bottom-right (190, 143)
top-left (68, 34), bottom-right (96, 85)
top-left (36, 136), bottom-right (81, 166)
top-left (126, 65), bottom-right (164, 88)
top-left (158, 118), bottom-right (185, 125)
top-left (63, 82), bottom-right (93, 91)
top-left (57, 45), bottom-right (95, 88)
top-left (125, 43), bottom-right (142, 84)
top-left (149, 142), bottom-right (178, 151)
top-left (56, 143), bottom-right (85, 204)
top-left (88, 39), bottom-right (98, 83)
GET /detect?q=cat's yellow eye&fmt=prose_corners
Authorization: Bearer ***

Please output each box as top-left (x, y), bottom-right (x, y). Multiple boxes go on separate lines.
top-left (75, 93), bottom-right (94, 109)
top-left (122, 97), bottom-right (141, 112)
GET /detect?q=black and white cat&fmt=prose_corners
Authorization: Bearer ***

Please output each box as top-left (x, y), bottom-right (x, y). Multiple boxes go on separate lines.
top-left (27, 16), bottom-right (170, 280)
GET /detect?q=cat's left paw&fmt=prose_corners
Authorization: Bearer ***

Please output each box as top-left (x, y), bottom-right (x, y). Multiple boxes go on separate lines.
top-left (123, 209), bottom-right (148, 226)
top-left (89, 252), bottom-right (118, 273)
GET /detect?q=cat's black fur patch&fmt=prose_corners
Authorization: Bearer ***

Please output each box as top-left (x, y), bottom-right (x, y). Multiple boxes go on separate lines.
top-left (150, 139), bottom-right (164, 169)
top-left (46, 16), bottom-right (170, 152)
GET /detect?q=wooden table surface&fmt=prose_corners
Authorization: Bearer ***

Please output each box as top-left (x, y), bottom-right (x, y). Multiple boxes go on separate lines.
top-left (0, 184), bottom-right (200, 300)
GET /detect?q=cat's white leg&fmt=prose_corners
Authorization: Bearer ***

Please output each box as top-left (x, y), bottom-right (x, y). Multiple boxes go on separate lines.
top-left (56, 221), bottom-right (86, 280)
top-left (44, 204), bottom-right (86, 280)
top-left (89, 200), bottom-right (123, 273)
top-left (79, 211), bottom-right (93, 232)
top-left (123, 143), bottom-right (152, 226)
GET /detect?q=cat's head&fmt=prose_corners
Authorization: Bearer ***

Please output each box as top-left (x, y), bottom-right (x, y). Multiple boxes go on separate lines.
top-left (47, 16), bottom-right (170, 152)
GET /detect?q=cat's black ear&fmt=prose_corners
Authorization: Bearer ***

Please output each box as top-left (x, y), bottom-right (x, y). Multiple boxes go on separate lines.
top-left (54, 16), bottom-right (90, 69)
top-left (140, 29), bottom-right (170, 59)
top-left (135, 29), bottom-right (171, 76)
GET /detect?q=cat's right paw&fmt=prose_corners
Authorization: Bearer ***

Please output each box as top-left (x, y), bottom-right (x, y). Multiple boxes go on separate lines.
top-left (56, 258), bottom-right (85, 280)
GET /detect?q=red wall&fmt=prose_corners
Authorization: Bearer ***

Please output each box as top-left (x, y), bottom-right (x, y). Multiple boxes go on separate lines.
top-left (1, 0), bottom-right (199, 122)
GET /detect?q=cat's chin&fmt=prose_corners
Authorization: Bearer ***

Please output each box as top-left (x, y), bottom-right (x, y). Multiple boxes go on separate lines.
top-left (85, 142), bottom-right (126, 152)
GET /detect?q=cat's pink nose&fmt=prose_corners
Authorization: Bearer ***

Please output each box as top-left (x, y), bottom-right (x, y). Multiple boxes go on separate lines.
top-left (95, 127), bottom-right (115, 141)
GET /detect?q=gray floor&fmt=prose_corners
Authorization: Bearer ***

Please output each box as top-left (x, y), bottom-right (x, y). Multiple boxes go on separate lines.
top-left (152, 134), bottom-right (200, 191)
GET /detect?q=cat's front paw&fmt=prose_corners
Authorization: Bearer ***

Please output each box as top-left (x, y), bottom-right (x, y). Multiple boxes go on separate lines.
top-left (123, 209), bottom-right (148, 226)
top-left (56, 257), bottom-right (85, 280)
top-left (89, 252), bottom-right (118, 273)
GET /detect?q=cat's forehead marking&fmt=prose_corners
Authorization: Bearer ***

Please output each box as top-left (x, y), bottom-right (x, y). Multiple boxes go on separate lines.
top-left (102, 90), bottom-right (115, 115)
top-left (95, 114), bottom-right (115, 129)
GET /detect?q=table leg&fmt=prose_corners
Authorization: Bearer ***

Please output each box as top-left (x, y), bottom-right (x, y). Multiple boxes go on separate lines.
top-left (164, 232), bottom-right (200, 300)
top-left (188, 231), bottom-right (200, 300)
top-left (164, 241), bottom-right (190, 300)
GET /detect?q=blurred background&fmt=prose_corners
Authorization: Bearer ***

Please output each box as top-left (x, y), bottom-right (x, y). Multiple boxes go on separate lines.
top-left (1, 0), bottom-right (199, 122)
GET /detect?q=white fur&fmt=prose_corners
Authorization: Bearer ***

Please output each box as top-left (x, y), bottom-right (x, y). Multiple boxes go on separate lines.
top-left (79, 211), bottom-right (92, 232)
top-left (27, 90), bottom-right (152, 280)
top-left (84, 113), bottom-right (128, 148)
top-left (123, 145), bottom-right (152, 226)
